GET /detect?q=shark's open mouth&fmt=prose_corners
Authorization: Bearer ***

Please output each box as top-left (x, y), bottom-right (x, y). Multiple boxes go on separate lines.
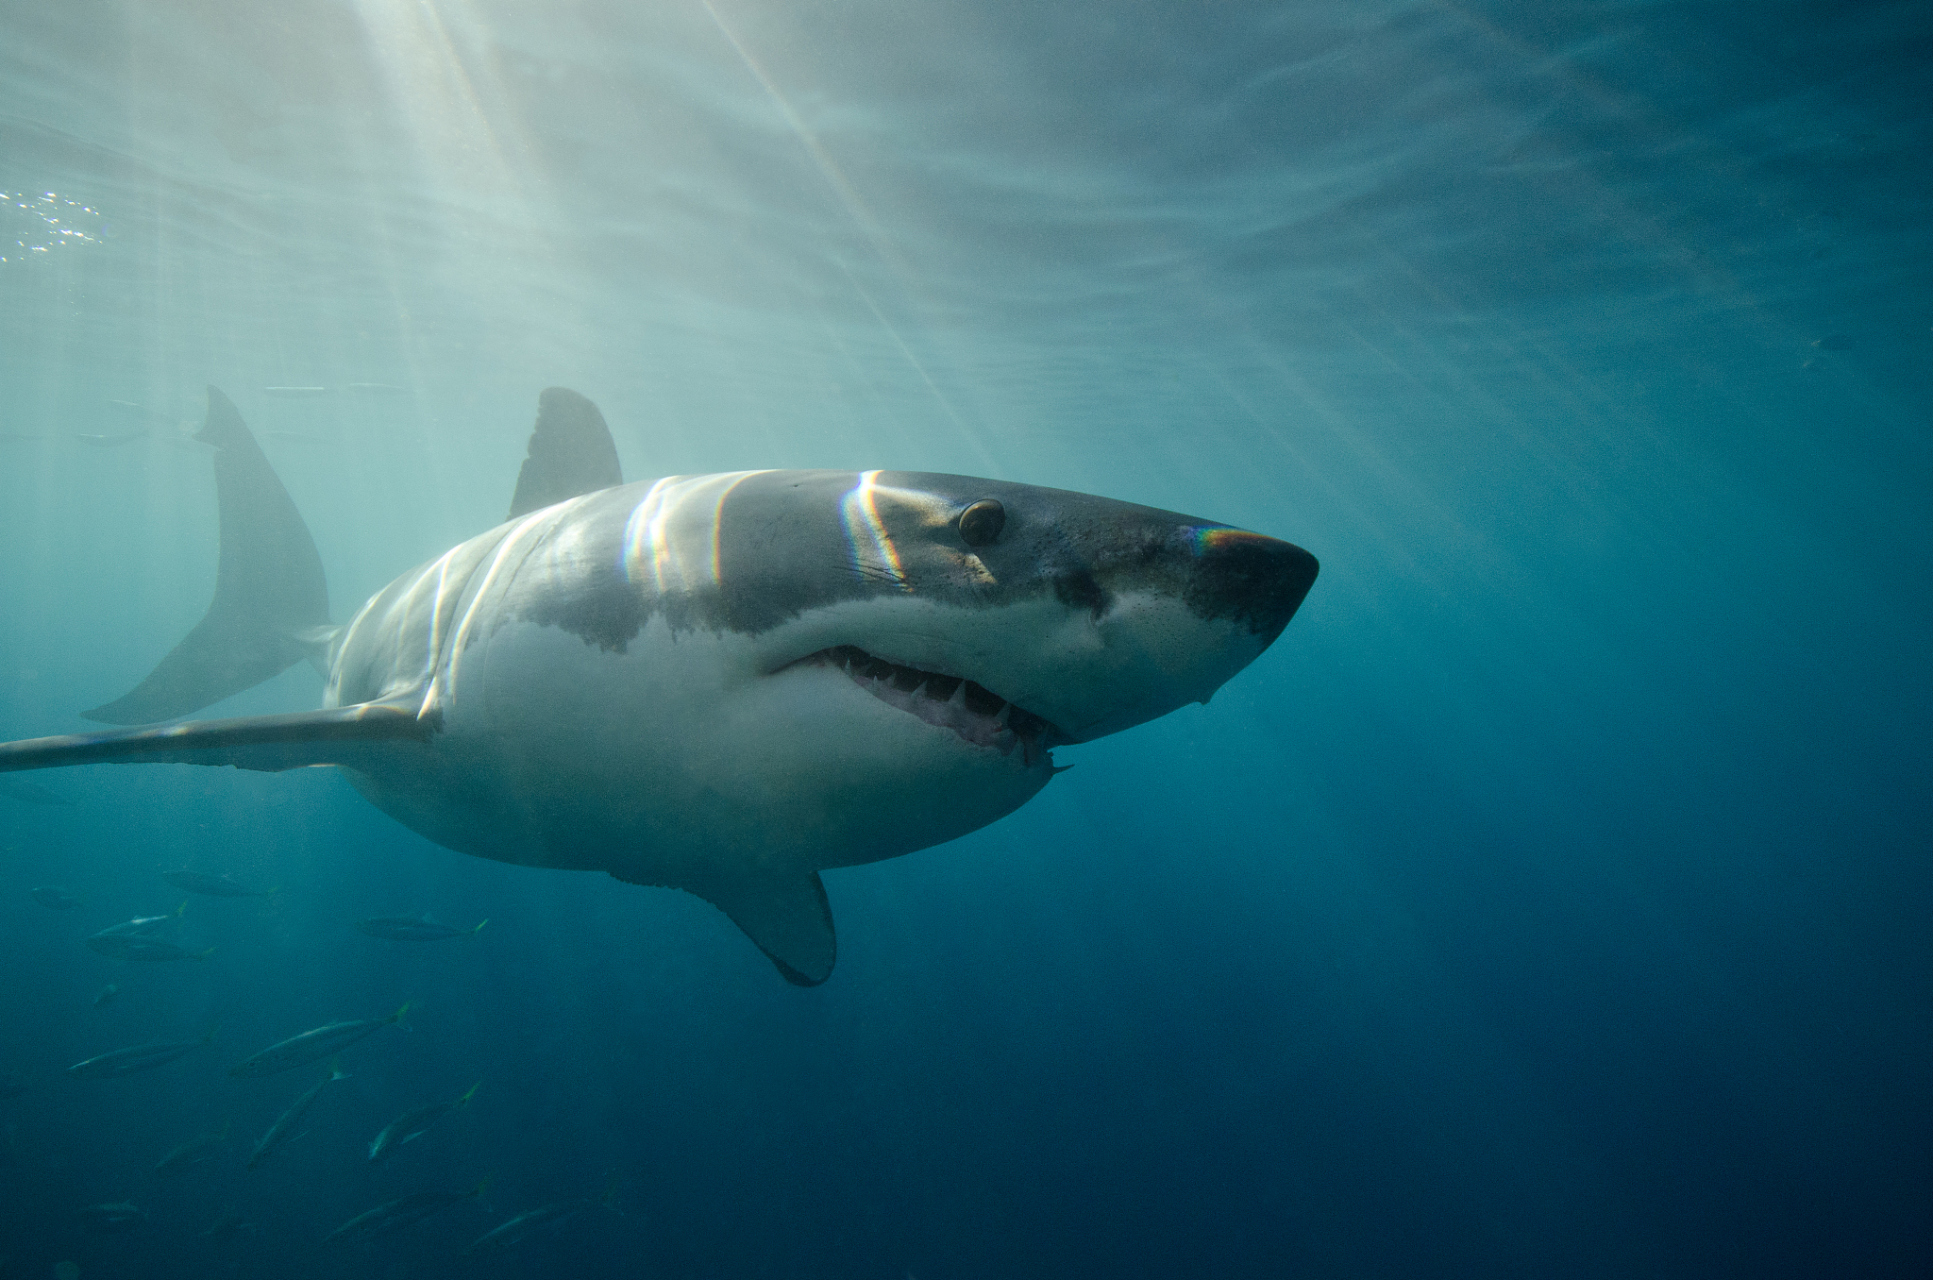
top-left (797, 645), bottom-right (1057, 767)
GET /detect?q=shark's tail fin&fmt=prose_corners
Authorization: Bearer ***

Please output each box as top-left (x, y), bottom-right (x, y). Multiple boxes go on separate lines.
top-left (84, 387), bottom-right (331, 725)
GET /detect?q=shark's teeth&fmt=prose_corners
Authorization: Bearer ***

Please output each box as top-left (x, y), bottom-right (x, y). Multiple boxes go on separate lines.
top-left (802, 645), bottom-right (1056, 763)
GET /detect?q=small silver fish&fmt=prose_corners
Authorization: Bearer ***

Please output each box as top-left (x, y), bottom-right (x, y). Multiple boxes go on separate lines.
top-left (68, 1028), bottom-right (216, 1079)
top-left (80, 1201), bottom-right (145, 1232)
top-left (323, 1180), bottom-right (488, 1246)
top-left (249, 1061), bottom-right (350, 1169)
top-left (105, 399), bottom-right (176, 423)
top-left (368, 1082), bottom-right (480, 1162)
top-left (91, 902), bottom-right (187, 938)
top-left (88, 935), bottom-right (212, 962)
top-left (201, 1207), bottom-right (259, 1240)
top-left (31, 886), bottom-right (82, 910)
top-left (356, 914), bottom-right (488, 942)
top-left (161, 869), bottom-right (272, 898)
top-left (465, 1174), bottom-right (620, 1256)
top-left (152, 1122), bottom-right (229, 1177)
top-left (87, 905), bottom-right (207, 961)
top-left (230, 1004), bottom-right (409, 1078)
top-left (0, 776), bottom-right (71, 805)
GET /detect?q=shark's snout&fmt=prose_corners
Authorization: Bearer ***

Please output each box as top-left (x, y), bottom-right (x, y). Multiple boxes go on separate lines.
top-left (1182, 529), bottom-right (1320, 645)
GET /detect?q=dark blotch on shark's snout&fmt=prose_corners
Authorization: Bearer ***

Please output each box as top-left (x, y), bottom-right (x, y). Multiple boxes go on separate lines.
top-left (1184, 535), bottom-right (1319, 642)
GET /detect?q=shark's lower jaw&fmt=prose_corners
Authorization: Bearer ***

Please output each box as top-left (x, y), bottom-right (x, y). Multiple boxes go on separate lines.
top-left (797, 645), bottom-right (1058, 768)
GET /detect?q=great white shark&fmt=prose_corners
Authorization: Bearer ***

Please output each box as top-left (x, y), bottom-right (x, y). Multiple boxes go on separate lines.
top-left (0, 387), bottom-right (1317, 984)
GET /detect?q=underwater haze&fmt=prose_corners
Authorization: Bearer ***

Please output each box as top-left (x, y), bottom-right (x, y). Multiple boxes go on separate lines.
top-left (2, 1), bottom-right (1930, 1277)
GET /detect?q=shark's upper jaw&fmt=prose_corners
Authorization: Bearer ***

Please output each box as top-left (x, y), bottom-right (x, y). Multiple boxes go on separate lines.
top-left (785, 645), bottom-right (1059, 768)
top-left (745, 524), bottom-right (1320, 760)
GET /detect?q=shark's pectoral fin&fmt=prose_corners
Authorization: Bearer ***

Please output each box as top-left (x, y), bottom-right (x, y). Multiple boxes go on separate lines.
top-left (613, 866), bottom-right (837, 986)
top-left (0, 702), bottom-right (436, 776)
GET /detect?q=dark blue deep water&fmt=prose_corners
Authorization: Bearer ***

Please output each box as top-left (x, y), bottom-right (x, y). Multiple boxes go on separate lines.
top-left (2, 2), bottom-right (1930, 1277)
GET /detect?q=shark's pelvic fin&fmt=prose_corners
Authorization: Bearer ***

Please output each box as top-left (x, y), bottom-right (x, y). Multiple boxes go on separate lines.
top-left (85, 388), bottom-right (330, 725)
top-left (613, 866), bottom-right (838, 986)
top-left (0, 702), bottom-right (436, 775)
top-left (697, 870), bottom-right (838, 987)
top-left (506, 387), bottom-right (623, 521)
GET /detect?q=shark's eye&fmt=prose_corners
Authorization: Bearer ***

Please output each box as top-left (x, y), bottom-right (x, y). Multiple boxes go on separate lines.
top-left (958, 499), bottom-right (1005, 547)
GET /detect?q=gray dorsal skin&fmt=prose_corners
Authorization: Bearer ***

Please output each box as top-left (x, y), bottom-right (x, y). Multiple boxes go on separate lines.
top-left (0, 387), bottom-right (1319, 987)
top-left (506, 386), bottom-right (623, 520)
top-left (84, 387), bottom-right (330, 724)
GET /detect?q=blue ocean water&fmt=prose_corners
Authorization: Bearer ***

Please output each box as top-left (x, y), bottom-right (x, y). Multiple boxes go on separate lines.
top-left (1, 1), bottom-right (1929, 1276)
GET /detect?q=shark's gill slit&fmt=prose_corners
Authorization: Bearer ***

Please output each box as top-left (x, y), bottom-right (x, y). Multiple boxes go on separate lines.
top-left (795, 645), bottom-right (1057, 766)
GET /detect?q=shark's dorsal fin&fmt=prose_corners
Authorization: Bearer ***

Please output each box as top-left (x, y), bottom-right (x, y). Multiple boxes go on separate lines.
top-left (506, 388), bottom-right (623, 521)
top-left (85, 388), bottom-right (330, 725)
top-left (615, 867), bottom-right (837, 986)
